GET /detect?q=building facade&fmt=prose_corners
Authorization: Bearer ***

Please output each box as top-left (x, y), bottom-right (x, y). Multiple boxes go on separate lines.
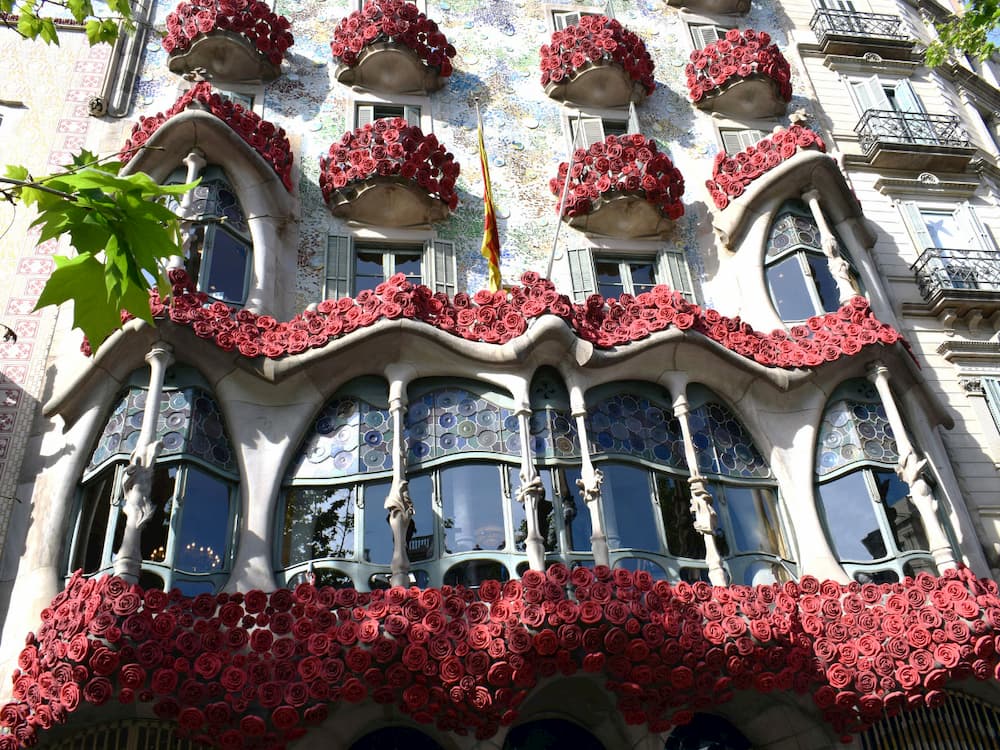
top-left (1, 0), bottom-right (1000, 747)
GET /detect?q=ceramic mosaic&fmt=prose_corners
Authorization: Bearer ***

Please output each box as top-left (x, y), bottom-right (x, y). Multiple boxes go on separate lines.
top-left (85, 387), bottom-right (236, 477)
top-left (405, 387), bottom-right (520, 463)
top-left (688, 401), bottom-right (770, 479)
top-left (288, 397), bottom-right (394, 480)
top-left (587, 393), bottom-right (687, 470)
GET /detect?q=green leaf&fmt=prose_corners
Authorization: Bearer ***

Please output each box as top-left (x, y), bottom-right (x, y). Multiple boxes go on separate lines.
top-left (35, 254), bottom-right (127, 347)
top-left (84, 19), bottom-right (103, 45)
top-left (0, 1), bottom-right (15, 14)
top-left (16, 10), bottom-right (41, 40)
top-left (66, 0), bottom-right (94, 22)
top-left (38, 18), bottom-right (58, 45)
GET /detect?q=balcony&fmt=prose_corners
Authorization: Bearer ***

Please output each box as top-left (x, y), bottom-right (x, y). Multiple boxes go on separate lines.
top-left (854, 110), bottom-right (975, 172)
top-left (809, 9), bottom-right (914, 60)
top-left (912, 247), bottom-right (1000, 326)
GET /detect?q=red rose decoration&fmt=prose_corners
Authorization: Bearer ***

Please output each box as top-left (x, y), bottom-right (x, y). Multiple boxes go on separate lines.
top-left (686, 29), bottom-right (791, 104)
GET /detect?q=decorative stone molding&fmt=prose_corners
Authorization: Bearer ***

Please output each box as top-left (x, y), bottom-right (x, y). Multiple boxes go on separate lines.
top-left (335, 41), bottom-right (447, 95)
top-left (167, 30), bottom-right (282, 83)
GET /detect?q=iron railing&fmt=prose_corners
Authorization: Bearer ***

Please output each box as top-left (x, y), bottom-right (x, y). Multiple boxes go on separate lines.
top-left (855, 110), bottom-right (970, 153)
top-left (810, 9), bottom-right (909, 44)
top-left (911, 247), bottom-right (1000, 300)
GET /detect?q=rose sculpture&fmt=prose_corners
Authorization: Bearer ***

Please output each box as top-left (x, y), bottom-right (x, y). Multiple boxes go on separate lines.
top-left (119, 82), bottom-right (293, 191)
top-left (540, 15), bottom-right (655, 105)
top-left (550, 133), bottom-right (684, 223)
top-left (86, 269), bottom-right (902, 372)
top-left (2, 565), bottom-right (1000, 748)
top-left (319, 117), bottom-right (459, 221)
top-left (706, 125), bottom-right (826, 210)
top-left (162, 0), bottom-right (294, 67)
top-left (686, 29), bottom-right (792, 107)
top-left (331, 0), bottom-right (455, 91)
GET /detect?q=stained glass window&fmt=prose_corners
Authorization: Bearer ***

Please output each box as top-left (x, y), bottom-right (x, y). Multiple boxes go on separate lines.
top-left (287, 396), bottom-right (393, 480)
top-left (816, 379), bottom-right (898, 476)
top-left (586, 391), bottom-right (687, 470)
top-left (529, 368), bottom-right (580, 460)
top-left (688, 399), bottom-right (771, 479)
top-left (405, 385), bottom-right (520, 464)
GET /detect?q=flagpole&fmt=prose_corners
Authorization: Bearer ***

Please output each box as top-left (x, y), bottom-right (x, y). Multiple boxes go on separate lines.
top-left (545, 111), bottom-right (584, 281)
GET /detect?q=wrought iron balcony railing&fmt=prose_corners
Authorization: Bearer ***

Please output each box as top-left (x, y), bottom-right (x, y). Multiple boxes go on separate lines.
top-left (912, 247), bottom-right (1000, 300)
top-left (810, 9), bottom-right (909, 45)
top-left (855, 110), bottom-right (970, 153)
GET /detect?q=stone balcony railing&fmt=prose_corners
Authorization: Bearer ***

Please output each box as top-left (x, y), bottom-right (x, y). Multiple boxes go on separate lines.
top-left (809, 9), bottom-right (914, 59)
top-left (854, 110), bottom-right (975, 171)
top-left (910, 247), bottom-right (1000, 330)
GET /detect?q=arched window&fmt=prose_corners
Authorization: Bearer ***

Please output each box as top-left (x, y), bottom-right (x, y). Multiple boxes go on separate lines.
top-left (279, 377), bottom-right (395, 590)
top-left (405, 379), bottom-right (522, 588)
top-left (765, 201), bottom-right (857, 322)
top-left (350, 726), bottom-right (444, 750)
top-left (72, 367), bottom-right (238, 595)
top-left (45, 720), bottom-right (210, 750)
top-left (859, 691), bottom-right (1000, 750)
top-left (172, 165), bottom-right (253, 306)
top-left (504, 719), bottom-right (605, 750)
top-left (664, 713), bottom-right (751, 750)
top-left (687, 385), bottom-right (794, 586)
top-left (815, 378), bottom-right (935, 583)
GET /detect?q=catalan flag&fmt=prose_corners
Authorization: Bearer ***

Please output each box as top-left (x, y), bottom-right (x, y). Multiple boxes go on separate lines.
top-left (477, 108), bottom-right (502, 292)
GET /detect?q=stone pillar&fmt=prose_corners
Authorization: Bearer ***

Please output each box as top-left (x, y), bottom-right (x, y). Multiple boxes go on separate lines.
top-left (173, 148), bottom-right (207, 272)
top-left (385, 370), bottom-right (414, 588)
top-left (114, 343), bottom-right (174, 583)
top-left (868, 363), bottom-right (957, 571)
top-left (569, 387), bottom-right (609, 567)
top-left (802, 188), bottom-right (857, 304)
top-left (673, 391), bottom-right (728, 586)
top-left (515, 399), bottom-right (546, 571)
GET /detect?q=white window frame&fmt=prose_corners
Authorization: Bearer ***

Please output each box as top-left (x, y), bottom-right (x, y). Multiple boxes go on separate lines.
top-left (897, 200), bottom-right (996, 255)
top-left (565, 241), bottom-right (695, 303)
top-left (324, 228), bottom-right (456, 299)
top-left (688, 23), bottom-right (730, 50)
top-left (719, 127), bottom-right (767, 154)
top-left (563, 103), bottom-right (640, 151)
top-left (179, 81), bottom-right (264, 116)
top-left (547, 4), bottom-right (608, 31)
top-left (349, 92), bottom-right (432, 134)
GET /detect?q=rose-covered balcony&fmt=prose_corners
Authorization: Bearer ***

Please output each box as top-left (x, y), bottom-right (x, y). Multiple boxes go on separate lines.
top-left (120, 82), bottom-right (293, 191)
top-left (550, 134), bottom-right (684, 240)
top-left (705, 125), bottom-right (826, 211)
top-left (164, 0), bottom-right (294, 83)
top-left (686, 29), bottom-right (791, 119)
top-left (3, 566), bottom-right (1000, 748)
top-left (540, 15), bottom-right (655, 108)
top-left (320, 117), bottom-right (459, 228)
top-left (331, 0), bottom-right (455, 95)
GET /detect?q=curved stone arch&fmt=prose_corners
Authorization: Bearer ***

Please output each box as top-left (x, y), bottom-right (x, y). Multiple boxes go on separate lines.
top-left (120, 109), bottom-right (298, 319)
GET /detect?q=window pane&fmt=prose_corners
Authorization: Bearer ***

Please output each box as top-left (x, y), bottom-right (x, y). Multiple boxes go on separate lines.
top-left (595, 259), bottom-right (625, 299)
top-left (817, 472), bottom-right (886, 561)
top-left (603, 120), bottom-right (627, 137)
top-left (722, 485), bottom-right (787, 556)
top-left (204, 229), bottom-right (250, 304)
top-left (601, 462), bottom-right (659, 552)
top-left (282, 486), bottom-right (356, 565)
top-left (627, 261), bottom-right (656, 295)
top-left (768, 255), bottom-right (816, 321)
top-left (508, 467), bottom-right (557, 553)
top-left (442, 464), bottom-right (505, 553)
top-left (136, 465), bottom-right (177, 564)
top-left (175, 467), bottom-right (230, 573)
top-left (443, 559), bottom-right (509, 588)
top-left (362, 479), bottom-right (393, 564)
top-left (354, 250), bottom-right (385, 293)
top-left (806, 254), bottom-right (842, 313)
top-left (873, 469), bottom-right (929, 553)
top-left (407, 473), bottom-right (435, 561)
top-left (555, 466), bottom-right (590, 552)
top-left (656, 474), bottom-right (705, 559)
top-left (75, 470), bottom-right (116, 574)
top-left (394, 253), bottom-right (422, 285)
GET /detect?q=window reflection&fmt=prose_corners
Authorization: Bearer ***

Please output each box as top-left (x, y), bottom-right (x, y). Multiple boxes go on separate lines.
top-left (441, 464), bottom-right (506, 553)
top-left (362, 479), bottom-right (393, 565)
top-left (720, 485), bottom-right (787, 556)
top-left (175, 467), bottom-right (230, 573)
top-left (656, 474), bottom-right (704, 559)
top-left (282, 486), bottom-right (356, 564)
top-left (817, 471), bottom-right (886, 561)
top-left (601, 462), bottom-right (659, 552)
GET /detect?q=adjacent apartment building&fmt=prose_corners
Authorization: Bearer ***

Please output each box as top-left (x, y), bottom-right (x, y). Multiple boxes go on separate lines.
top-left (1, 0), bottom-right (1000, 747)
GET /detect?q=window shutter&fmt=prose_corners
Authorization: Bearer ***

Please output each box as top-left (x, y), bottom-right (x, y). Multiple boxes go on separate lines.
top-left (852, 76), bottom-right (891, 115)
top-left (892, 79), bottom-right (924, 114)
top-left (578, 117), bottom-right (606, 147)
top-left (691, 25), bottom-right (722, 48)
top-left (326, 235), bottom-right (353, 299)
top-left (961, 203), bottom-right (996, 251)
top-left (566, 247), bottom-right (597, 301)
top-left (984, 377), bottom-right (1000, 433)
top-left (426, 239), bottom-right (457, 295)
top-left (657, 248), bottom-right (695, 301)
top-left (355, 104), bottom-right (375, 129)
top-left (627, 102), bottom-right (641, 135)
top-left (721, 129), bottom-right (765, 154)
top-left (898, 201), bottom-right (934, 253)
top-left (554, 11), bottom-right (582, 29)
top-left (403, 105), bottom-right (421, 127)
